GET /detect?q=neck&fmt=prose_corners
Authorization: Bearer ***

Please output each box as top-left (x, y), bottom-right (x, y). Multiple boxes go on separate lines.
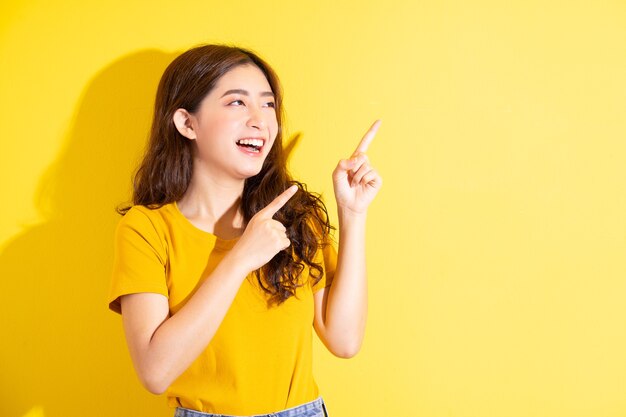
top-left (176, 167), bottom-right (246, 238)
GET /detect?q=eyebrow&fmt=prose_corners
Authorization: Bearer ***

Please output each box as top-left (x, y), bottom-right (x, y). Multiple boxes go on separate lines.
top-left (220, 89), bottom-right (275, 98)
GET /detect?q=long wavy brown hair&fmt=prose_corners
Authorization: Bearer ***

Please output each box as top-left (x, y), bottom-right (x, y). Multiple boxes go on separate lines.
top-left (117, 44), bottom-right (333, 305)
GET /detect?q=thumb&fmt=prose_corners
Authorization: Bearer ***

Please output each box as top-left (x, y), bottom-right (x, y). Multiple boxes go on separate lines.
top-left (333, 158), bottom-right (356, 179)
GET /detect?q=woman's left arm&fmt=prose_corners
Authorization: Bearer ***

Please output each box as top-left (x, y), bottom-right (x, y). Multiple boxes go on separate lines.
top-left (313, 120), bottom-right (382, 358)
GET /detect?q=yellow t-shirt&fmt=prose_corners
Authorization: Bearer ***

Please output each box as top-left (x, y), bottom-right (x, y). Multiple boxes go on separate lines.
top-left (108, 202), bottom-right (336, 415)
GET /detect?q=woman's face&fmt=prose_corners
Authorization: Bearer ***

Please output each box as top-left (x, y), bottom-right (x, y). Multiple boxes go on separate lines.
top-left (187, 64), bottom-right (278, 182)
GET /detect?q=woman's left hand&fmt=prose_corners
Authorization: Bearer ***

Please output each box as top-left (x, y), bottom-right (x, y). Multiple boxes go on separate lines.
top-left (332, 120), bottom-right (383, 215)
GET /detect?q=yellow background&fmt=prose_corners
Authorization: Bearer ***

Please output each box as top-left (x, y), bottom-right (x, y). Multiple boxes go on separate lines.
top-left (1, 1), bottom-right (626, 416)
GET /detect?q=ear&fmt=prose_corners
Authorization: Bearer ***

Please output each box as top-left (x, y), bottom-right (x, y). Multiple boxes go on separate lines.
top-left (173, 108), bottom-right (197, 140)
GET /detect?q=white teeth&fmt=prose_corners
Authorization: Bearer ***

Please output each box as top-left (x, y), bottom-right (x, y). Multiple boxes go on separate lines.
top-left (237, 138), bottom-right (264, 147)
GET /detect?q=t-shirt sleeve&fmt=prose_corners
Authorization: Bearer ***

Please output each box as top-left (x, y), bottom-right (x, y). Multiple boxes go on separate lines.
top-left (108, 207), bottom-right (168, 314)
top-left (311, 237), bottom-right (338, 293)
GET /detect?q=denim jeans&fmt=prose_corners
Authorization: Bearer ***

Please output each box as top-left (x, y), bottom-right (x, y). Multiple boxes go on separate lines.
top-left (174, 397), bottom-right (329, 417)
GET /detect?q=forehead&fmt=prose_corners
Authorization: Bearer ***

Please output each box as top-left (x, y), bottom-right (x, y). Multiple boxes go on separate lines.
top-left (213, 64), bottom-right (272, 93)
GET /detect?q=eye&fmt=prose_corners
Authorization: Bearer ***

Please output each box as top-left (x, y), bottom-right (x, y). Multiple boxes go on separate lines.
top-left (264, 101), bottom-right (276, 108)
top-left (228, 99), bottom-right (244, 106)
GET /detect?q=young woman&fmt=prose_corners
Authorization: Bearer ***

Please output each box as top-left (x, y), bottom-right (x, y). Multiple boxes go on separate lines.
top-left (108, 44), bottom-right (381, 417)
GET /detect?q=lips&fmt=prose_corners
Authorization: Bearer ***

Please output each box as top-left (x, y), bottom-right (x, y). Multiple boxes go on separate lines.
top-left (235, 137), bottom-right (266, 154)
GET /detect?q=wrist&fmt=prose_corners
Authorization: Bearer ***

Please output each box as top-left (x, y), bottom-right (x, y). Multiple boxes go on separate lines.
top-left (220, 249), bottom-right (253, 280)
top-left (337, 207), bottom-right (368, 226)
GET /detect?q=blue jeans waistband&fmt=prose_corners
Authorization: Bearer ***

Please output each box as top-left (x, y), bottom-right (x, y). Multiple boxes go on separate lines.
top-left (174, 396), bottom-right (328, 417)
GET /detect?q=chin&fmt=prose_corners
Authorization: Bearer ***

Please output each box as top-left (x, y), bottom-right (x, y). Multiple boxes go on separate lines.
top-left (237, 166), bottom-right (265, 180)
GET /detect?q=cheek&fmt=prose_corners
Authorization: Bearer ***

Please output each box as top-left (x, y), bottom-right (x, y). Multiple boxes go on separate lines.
top-left (198, 114), bottom-right (237, 140)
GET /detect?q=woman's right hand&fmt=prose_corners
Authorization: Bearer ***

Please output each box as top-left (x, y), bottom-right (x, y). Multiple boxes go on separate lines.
top-left (228, 185), bottom-right (298, 274)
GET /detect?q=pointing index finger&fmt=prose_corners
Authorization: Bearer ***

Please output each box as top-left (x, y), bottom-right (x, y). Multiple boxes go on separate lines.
top-left (261, 184), bottom-right (298, 218)
top-left (353, 119), bottom-right (381, 156)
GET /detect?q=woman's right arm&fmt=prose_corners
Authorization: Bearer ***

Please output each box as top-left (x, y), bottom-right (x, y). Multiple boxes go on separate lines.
top-left (119, 185), bottom-right (297, 394)
top-left (120, 255), bottom-right (248, 394)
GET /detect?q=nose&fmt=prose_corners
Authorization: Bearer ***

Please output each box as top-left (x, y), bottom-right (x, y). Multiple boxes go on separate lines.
top-left (246, 107), bottom-right (266, 130)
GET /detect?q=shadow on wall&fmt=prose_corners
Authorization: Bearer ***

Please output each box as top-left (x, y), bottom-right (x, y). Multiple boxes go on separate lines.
top-left (0, 50), bottom-right (178, 417)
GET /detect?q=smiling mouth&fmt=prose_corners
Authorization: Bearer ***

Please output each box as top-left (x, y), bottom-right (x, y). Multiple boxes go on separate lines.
top-left (236, 138), bottom-right (265, 153)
